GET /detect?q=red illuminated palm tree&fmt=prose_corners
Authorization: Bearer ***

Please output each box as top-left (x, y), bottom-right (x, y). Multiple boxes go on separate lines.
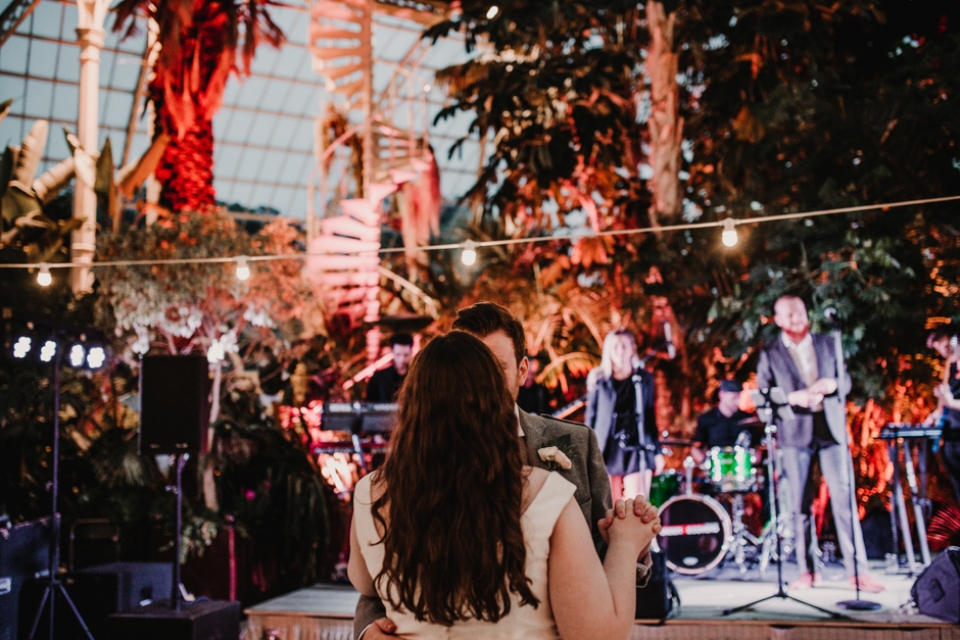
top-left (115, 0), bottom-right (283, 212)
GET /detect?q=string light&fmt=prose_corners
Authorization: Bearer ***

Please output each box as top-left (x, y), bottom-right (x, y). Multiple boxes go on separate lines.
top-left (235, 256), bottom-right (251, 281)
top-left (486, 5), bottom-right (499, 19)
top-left (1, 195), bottom-right (956, 281)
top-left (721, 218), bottom-right (738, 247)
top-left (461, 239), bottom-right (477, 266)
top-left (37, 264), bottom-right (52, 287)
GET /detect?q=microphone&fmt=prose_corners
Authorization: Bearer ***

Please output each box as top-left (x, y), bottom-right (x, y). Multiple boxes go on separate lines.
top-left (823, 306), bottom-right (841, 326)
top-left (663, 321), bottom-right (676, 359)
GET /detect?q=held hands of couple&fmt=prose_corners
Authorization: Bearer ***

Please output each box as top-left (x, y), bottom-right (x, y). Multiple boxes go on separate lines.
top-left (598, 496), bottom-right (661, 559)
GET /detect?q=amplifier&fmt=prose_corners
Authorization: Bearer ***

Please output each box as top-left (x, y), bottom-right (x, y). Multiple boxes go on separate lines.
top-left (108, 599), bottom-right (240, 640)
top-left (19, 562), bottom-right (172, 639)
top-left (0, 517), bottom-right (51, 640)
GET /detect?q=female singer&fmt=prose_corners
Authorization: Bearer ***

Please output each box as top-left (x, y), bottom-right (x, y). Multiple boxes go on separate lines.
top-left (585, 330), bottom-right (664, 502)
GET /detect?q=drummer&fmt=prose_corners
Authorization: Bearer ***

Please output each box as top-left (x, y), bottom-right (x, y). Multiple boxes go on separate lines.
top-left (691, 380), bottom-right (761, 464)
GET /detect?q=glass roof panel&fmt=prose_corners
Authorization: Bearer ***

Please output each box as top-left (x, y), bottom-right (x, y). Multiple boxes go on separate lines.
top-left (1, 0), bottom-right (485, 219)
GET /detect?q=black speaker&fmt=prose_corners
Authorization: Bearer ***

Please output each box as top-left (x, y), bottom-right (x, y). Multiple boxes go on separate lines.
top-left (911, 546), bottom-right (960, 623)
top-left (108, 599), bottom-right (240, 640)
top-left (140, 355), bottom-right (211, 454)
top-left (0, 518), bottom-right (51, 640)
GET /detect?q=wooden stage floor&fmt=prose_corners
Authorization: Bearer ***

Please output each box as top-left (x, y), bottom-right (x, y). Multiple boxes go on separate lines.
top-left (244, 563), bottom-right (959, 640)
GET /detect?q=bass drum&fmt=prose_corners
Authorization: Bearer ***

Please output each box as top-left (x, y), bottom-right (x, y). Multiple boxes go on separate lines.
top-left (656, 494), bottom-right (732, 575)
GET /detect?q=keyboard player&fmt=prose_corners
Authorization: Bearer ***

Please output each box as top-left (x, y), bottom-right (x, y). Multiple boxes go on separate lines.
top-left (926, 328), bottom-right (960, 505)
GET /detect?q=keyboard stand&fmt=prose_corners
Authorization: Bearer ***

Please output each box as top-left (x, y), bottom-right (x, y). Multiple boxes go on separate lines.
top-left (902, 443), bottom-right (931, 565)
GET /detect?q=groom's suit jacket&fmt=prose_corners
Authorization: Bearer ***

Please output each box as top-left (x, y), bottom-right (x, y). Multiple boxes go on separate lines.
top-left (353, 409), bottom-right (615, 638)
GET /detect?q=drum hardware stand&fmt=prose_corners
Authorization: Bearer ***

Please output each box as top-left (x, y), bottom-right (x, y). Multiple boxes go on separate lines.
top-left (829, 326), bottom-right (882, 612)
top-left (728, 493), bottom-right (764, 575)
top-left (723, 387), bottom-right (842, 619)
top-left (683, 456), bottom-right (695, 495)
top-left (27, 340), bottom-right (96, 640)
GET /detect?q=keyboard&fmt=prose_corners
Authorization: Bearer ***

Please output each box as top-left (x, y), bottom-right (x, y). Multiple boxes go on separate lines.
top-left (878, 423), bottom-right (942, 440)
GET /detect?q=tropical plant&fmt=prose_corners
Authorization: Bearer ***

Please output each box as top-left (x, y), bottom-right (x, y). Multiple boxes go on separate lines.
top-left (113, 0), bottom-right (283, 212)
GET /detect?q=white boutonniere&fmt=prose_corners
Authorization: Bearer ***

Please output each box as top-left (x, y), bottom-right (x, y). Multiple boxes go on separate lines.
top-left (537, 435), bottom-right (573, 471)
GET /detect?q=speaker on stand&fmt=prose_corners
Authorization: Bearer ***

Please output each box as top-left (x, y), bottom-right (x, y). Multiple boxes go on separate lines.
top-left (110, 356), bottom-right (238, 639)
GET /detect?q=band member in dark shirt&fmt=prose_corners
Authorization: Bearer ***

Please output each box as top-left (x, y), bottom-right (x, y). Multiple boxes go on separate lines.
top-left (365, 333), bottom-right (414, 402)
top-left (691, 380), bottom-right (760, 464)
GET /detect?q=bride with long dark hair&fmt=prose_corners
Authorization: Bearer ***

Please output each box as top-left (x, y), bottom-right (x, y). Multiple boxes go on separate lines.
top-left (348, 331), bottom-right (660, 639)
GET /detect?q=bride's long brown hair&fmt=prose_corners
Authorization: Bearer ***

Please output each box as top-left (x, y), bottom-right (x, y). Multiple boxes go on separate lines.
top-left (370, 331), bottom-right (538, 626)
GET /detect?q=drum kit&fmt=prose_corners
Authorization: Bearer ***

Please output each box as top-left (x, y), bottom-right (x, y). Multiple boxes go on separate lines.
top-left (651, 441), bottom-right (793, 578)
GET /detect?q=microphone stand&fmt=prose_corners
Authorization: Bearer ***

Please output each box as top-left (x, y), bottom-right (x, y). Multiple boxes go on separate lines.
top-left (723, 388), bottom-right (841, 619)
top-left (830, 325), bottom-right (881, 611)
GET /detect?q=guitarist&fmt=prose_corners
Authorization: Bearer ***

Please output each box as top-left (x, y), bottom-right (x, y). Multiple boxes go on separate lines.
top-left (926, 328), bottom-right (960, 505)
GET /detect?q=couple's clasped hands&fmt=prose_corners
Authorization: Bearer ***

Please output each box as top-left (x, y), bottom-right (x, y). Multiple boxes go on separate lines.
top-left (598, 495), bottom-right (662, 559)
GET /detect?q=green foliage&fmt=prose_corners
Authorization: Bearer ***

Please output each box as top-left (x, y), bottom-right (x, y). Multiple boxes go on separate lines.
top-left (428, 0), bottom-right (651, 231)
top-left (95, 212), bottom-right (312, 360)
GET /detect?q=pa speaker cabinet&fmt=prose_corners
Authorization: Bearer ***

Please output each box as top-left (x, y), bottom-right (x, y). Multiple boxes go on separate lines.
top-left (140, 355), bottom-right (211, 454)
top-left (20, 562), bottom-right (173, 639)
top-left (0, 517), bottom-right (51, 640)
top-left (108, 599), bottom-right (240, 640)
top-left (911, 546), bottom-right (960, 623)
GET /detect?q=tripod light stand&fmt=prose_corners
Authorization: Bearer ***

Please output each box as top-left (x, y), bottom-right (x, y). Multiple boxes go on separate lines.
top-left (27, 339), bottom-right (96, 640)
top-left (722, 387), bottom-right (842, 619)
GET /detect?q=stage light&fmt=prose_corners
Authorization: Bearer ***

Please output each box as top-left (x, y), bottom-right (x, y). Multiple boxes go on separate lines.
top-left (87, 347), bottom-right (106, 369)
top-left (13, 337), bottom-right (32, 359)
top-left (69, 344), bottom-right (85, 367)
top-left (37, 264), bottom-right (52, 287)
top-left (721, 218), bottom-right (739, 247)
top-left (40, 340), bottom-right (57, 363)
top-left (461, 240), bottom-right (477, 266)
top-left (236, 256), bottom-right (251, 281)
top-left (486, 5), bottom-right (499, 19)
top-left (423, 83), bottom-right (431, 93)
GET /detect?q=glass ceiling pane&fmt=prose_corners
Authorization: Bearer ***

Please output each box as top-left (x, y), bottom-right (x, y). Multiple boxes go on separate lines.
top-left (1, 0), bottom-right (485, 217)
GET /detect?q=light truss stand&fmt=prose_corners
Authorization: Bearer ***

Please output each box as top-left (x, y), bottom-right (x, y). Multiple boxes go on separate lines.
top-left (27, 345), bottom-right (96, 640)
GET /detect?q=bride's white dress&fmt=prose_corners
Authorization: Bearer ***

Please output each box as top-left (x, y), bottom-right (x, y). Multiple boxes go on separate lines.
top-left (353, 471), bottom-right (576, 639)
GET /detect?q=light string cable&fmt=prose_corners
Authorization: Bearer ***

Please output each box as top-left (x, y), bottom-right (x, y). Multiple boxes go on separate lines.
top-left (0, 194), bottom-right (958, 271)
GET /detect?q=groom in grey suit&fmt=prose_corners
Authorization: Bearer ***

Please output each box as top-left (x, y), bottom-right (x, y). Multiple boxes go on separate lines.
top-left (757, 295), bottom-right (883, 592)
top-left (355, 302), bottom-right (656, 639)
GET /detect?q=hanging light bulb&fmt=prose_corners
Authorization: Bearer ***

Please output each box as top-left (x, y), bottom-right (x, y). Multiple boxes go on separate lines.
top-left (236, 256), bottom-right (251, 281)
top-left (486, 5), bottom-right (499, 19)
top-left (721, 218), bottom-right (739, 247)
top-left (37, 263), bottom-right (52, 287)
top-left (461, 240), bottom-right (478, 266)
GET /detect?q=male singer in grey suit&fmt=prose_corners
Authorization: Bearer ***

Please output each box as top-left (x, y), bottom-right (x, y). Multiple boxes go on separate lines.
top-left (757, 295), bottom-right (884, 592)
top-left (354, 302), bottom-right (657, 639)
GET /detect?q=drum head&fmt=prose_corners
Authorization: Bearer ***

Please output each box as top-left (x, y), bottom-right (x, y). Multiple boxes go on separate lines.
top-left (657, 495), bottom-right (732, 575)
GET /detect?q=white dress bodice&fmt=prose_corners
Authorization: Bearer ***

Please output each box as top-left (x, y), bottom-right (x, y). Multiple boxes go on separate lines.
top-left (353, 472), bottom-right (576, 639)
